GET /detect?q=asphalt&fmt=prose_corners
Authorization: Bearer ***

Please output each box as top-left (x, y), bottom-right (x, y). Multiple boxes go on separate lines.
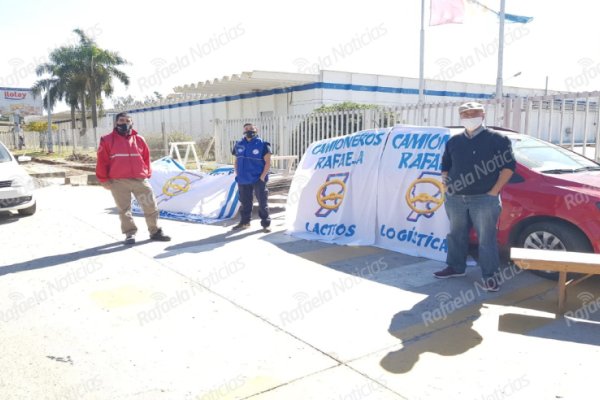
top-left (0, 176), bottom-right (599, 400)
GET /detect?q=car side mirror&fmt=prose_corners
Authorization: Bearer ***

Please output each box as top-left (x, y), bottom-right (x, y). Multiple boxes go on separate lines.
top-left (17, 155), bottom-right (31, 163)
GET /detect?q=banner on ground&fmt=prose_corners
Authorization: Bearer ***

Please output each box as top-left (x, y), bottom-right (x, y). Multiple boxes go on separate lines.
top-left (286, 126), bottom-right (452, 262)
top-left (132, 157), bottom-right (239, 223)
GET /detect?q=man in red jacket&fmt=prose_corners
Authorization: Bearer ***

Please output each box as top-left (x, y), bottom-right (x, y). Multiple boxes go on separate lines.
top-left (96, 112), bottom-right (171, 245)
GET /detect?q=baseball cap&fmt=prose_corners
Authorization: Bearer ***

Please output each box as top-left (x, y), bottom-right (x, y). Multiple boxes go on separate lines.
top-left (458, 102), bottom-right (485, 113)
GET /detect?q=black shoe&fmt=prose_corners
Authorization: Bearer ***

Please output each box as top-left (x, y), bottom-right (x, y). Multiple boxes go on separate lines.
top-left (262, 226), bottom-right (271, 233)
top-left (433, 266), bottom-right (466, 279)
top-left (232, 223), bottom-right (250, 230)
top-left (483, 277), bottom-right (500, 292)
top-left (150, 228), bottom-right (171, 242)
top-left (124, 234), bottom-right (136, 245)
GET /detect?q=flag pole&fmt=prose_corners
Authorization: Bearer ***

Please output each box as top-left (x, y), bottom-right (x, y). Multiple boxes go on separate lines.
top-left (495, 0), bottom-right (506, 98)
top-left (418, 0), bottom-right (425, 123)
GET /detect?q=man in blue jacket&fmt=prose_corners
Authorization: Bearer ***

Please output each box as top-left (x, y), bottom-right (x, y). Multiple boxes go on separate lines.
top-left (231, 123), bottom-right (272, 232)
top-left (434, 102), bottom-right (516, 291)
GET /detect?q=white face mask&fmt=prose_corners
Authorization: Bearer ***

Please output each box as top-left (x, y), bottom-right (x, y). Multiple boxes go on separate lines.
top-left (460, 117), bottom-right (483, 132)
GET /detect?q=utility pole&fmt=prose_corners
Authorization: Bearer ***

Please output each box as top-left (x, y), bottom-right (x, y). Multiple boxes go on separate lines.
top-left (495, 0), bottom-right (506, 99)
top-left (418, 0), bottom-right (425, 123)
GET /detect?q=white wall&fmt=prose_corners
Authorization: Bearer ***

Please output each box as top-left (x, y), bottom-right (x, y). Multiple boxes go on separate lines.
top-left (113, 70), bottom-right (555, 140)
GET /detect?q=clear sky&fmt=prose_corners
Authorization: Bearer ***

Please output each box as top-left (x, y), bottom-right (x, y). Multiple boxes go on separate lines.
top-left (1, 0), bottom-right (599, 111)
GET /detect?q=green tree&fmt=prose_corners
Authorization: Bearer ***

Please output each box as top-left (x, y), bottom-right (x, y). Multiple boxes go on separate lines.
top-left (32, 45), bottom-right (85, 132)
top-left (72, 28), bottom-right (129, 130)
top-left (32, 29), bottom-right (129, 135)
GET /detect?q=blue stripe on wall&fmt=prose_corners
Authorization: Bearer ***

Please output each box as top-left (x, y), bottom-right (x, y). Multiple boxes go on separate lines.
top-left (125, 82), bottom-right (494, 114)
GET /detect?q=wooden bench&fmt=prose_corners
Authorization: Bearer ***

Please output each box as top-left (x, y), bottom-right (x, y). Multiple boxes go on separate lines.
top-left (510, 248), bottom-right (600, 314)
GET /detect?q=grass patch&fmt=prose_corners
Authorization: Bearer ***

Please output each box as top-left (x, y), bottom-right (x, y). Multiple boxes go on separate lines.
top-left (13, 148), bottom-right (97, 162)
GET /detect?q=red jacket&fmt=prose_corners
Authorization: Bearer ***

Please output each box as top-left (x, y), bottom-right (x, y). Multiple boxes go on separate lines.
top-left (96, 129), bottom-right (152, 182)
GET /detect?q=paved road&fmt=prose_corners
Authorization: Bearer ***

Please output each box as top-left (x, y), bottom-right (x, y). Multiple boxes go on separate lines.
top-left (1, 183), bottom-right (599, 400)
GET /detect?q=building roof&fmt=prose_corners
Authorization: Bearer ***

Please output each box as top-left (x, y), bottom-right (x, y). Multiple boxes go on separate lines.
top-left (173, 70), bottom-right (319, 96)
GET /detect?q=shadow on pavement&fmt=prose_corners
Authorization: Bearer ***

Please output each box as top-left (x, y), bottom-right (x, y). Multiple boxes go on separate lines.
top-left (154, 208), bottom-right (283, 259)
top-left (380, 270), bottom-right (600, 374)
top-left (155, 228), bottom-right (263, 259)
top-left (0, 241), bottom-right (129, 276)
top-left (264, 235), bottom-right (600, 373)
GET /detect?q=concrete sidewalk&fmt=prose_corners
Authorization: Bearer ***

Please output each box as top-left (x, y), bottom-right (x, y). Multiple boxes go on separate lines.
top-left (0, 184), bottom-right (599, 400)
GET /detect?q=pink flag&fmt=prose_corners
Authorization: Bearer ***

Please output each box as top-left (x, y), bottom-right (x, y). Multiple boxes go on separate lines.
top-left (430, 0), bottom-right (465, 26)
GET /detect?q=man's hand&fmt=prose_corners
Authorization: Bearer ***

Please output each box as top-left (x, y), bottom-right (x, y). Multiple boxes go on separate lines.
top-left (259, 174), bottom-right (267, 182)
top-left (101, 181), bottom-right (112, 190)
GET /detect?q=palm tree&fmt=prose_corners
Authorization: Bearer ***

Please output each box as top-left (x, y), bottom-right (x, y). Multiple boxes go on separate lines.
top-left (33, 29), bottom-right (129, 146)
top-left (72, 28), bottom-right (129, 130)
top-left (32, 45), bottom-right (83, 132)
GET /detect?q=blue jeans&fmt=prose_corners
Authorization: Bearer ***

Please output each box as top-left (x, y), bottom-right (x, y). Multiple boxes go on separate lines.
top-left (445, 194), bottom-right (501, 279)
top-left (238, 179), bottom-right (270, 227)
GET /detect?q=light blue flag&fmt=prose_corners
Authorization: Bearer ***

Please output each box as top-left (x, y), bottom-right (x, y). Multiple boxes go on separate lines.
top-left (504, 13), bottom-right (533, 24)
top-left (468, 0), bottom-right (533, 24)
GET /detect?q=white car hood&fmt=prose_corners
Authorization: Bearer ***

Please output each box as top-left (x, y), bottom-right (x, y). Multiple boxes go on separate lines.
top-left (0, 160), bottom-right (30, 181)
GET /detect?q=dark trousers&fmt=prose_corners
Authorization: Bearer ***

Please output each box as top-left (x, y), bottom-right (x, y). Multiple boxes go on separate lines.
top-left (238, 179), bottom-right (270, 227)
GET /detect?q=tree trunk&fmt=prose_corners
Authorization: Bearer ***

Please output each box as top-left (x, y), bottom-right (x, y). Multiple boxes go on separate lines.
top-left (70, 104), bottom-right (77, 152)
top-left (90, 79), bottom-right (98, 129)
top-left (80, 93), bottom-right (87, 131)
top-left (70, 105), bottom-right (76, 129)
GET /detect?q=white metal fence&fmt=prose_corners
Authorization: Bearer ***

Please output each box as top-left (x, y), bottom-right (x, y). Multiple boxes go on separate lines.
top-left (0, 127), bottom-right (102, 154)
top-left (4, 91), bottom-right (600, 164)
top-left (213, 92), bottom-right (600, 164)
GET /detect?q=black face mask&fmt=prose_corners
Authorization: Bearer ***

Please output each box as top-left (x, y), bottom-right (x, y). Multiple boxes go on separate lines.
top-left (116, 124), bottom-right (131, 135)
top-left (244, 130), bottom-right (256, 138)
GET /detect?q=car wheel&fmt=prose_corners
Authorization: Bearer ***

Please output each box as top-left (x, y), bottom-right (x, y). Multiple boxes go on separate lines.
top-left (516, 221), bottom-right (591, 280)
top-left (18, 202), bottom-right (36, 216)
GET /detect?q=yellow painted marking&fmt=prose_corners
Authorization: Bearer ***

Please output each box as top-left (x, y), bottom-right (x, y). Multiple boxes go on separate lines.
top-left (90, 285), bottom-right (156, 308)
top-left (296, 246), bottom-right (385, 264)
top-left (199, 376), bottom-right (281, 400)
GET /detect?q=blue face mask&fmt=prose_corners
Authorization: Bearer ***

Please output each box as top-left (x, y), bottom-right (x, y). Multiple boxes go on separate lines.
top-left (244, 130), bottom-right (256, 138)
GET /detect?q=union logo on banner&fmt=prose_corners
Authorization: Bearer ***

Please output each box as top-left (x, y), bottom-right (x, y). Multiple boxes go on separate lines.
top-left (155, 172), bottom-right (204, 205)
top-left (315, 172), bottom-right (350, 218)
top-left (405, 171), bottom-right (445, 222)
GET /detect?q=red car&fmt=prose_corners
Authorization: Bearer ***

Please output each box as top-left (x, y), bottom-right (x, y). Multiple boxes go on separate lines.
top-left (451, 127), bottom-right (600, 270)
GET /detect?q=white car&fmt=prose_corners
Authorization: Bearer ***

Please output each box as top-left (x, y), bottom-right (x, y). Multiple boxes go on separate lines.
top-left (0, 141), bottom-right (36, 216)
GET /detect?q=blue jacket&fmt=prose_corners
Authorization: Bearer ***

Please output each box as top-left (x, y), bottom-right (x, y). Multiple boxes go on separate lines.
top-left (232, 136), bottom-right (271, 184)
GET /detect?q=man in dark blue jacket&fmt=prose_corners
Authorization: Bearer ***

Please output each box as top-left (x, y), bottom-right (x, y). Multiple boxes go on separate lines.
top-left (434, 102), bottom-right (516, 291)
top-left (231, 123), bottom-right (272, 232)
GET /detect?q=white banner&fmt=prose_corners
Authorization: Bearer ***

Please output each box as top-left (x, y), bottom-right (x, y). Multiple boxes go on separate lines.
top-left (286, 128), bottom-right (391, 245)
top-left (375, 126), bottom-right (451, 261)
top-left (286, 126), bottom-right (453, 262)
top-left (132, 157), bottom-right (239, 223)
